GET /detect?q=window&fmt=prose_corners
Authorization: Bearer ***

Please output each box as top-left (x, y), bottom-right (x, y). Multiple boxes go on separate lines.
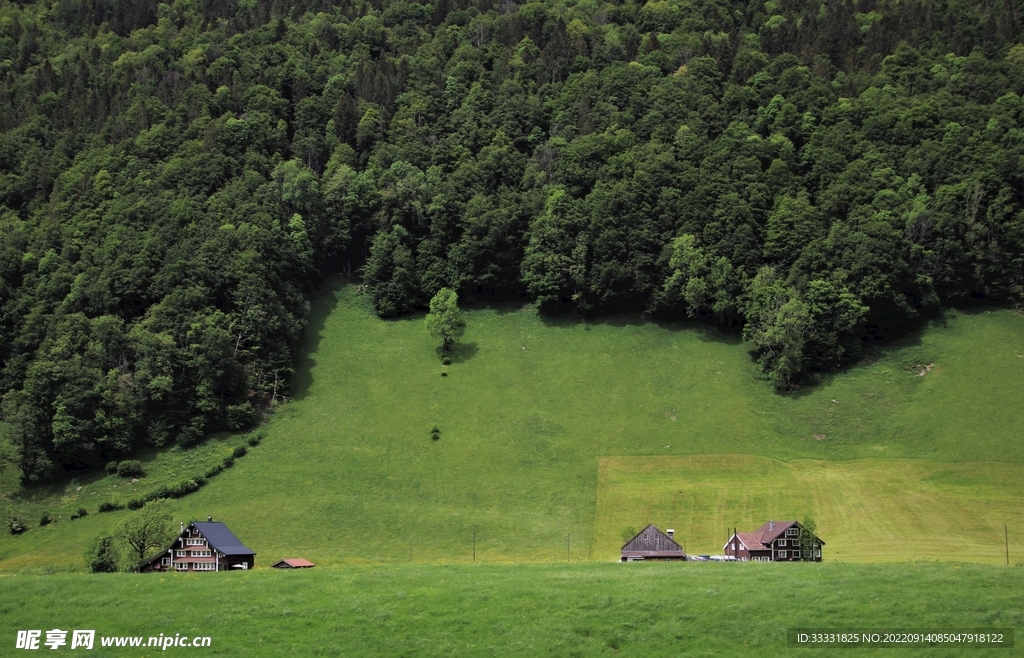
top-left (176, 550), bottom-right (186, 557)
top-left (778, 539), bottom-right (786, 547)
top-left (175, 562), bottom-right (188, 571)
top-left (194, 562), bottom-right (215, 571)
top-left (815, 550), bottom-right (821, 558)
top-left (787, 528), bottom-right (798, 536)
top-left (161, 557), bottom-right (171, 566)
top-left (778, 550), bottom-right (787, 558)
top-left (186, 538), bottom-right (204, 546)
top-left (191, 550), bottom-right (211, 557)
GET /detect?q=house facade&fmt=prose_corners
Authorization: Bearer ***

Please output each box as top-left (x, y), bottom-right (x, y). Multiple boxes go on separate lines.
top-left (137, 517), bottom-right (255, 573)
top-left (723, 520), bottom-right (823, 562)
top-left (621, 524), bottom-right (686, 561)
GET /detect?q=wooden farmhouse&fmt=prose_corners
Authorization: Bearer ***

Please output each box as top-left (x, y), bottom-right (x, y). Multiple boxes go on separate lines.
top-left (723, 520), bottom-right (824, 562)
top-left (621, 524), bottom-right (685, 561)
top-left (136, 516), bottom-right (256, 573)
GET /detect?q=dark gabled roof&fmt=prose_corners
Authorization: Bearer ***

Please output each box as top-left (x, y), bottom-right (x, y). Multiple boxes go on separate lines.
top-left (755, 520), bottom-right (826, 546)
top-left (756, 520), bottom-right (798, 545)
top-left (621, 523), bottom-right (684, 553)
top-left (192, 522), bottom-right (255, 556)
top-left (724, 521), bottom-right (826, 552)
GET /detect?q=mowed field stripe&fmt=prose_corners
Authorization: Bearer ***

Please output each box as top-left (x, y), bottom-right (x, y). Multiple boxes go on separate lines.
top-left (596, 455), bottom-right (1024, 563)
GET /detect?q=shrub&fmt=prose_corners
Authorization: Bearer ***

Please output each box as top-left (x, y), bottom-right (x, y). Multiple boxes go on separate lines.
top-left (10, 516), bottom-right (27, 535)
top-left (167, 479), bottom-right (199, 498)
top-left (441, 371), bottom-right (448, 377)
top-left (176, 418), bottom-right (205, 446)
top-left (85, 533), bottom-right (121, 573)
top-left (105, 461), bottom-right (120, 475)
top-left (204, 464), bottom-right (223, 479)
top-left (226, 402), bottom-right (255, 430)
top-left (247, 433), bottom-right (262, 447)
top-left (145, 485), bottom-right (170, 503)
top-left (39, 512), bottom-right (52, 526)
top-left (223, 455), bottom-right (235, 468)
top-left (431, 425), bottom-right (441, 441)
top-left (127, 499), bottom-right (145, 510)
top-left (98, 502), bottom-right (120, 513)
top-left (71, 507), bottom-right (88, 519)
top-left (441, 356), bottom-right (452, 365)
top-left (233, 445), bottom-right (247, 459)
top-left (117, 460), bottom-right (145, 479)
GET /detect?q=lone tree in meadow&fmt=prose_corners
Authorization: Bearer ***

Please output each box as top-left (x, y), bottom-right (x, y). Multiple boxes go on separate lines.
top-left (115, 499), bottom-right (173, 563)
top-left (85, 533), bottom-right (122, 573)
top-left (425, 288), bottom-right (465, 354)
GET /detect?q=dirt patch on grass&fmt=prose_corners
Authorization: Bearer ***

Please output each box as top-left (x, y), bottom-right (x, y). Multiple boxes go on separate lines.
top-left (813, 433), bottom-right (827, 441)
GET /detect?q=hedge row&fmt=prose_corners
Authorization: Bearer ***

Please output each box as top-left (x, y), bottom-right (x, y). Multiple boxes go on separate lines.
top-left (124, 431), bottom-right (264, 510)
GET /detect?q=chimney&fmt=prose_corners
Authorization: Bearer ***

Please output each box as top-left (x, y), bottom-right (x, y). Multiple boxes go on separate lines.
top-left (770, 520), bottom-right (774, 530)
top-left (208, 515), bottom-right (213, 522)
top-left (180, 522), bottom-right (184, 533)
top-left (666, 528), bottom-right (674, 538)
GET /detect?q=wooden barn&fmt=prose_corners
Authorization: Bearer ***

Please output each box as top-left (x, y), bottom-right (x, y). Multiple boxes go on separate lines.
top-left (723, 520), bottom-right (824, 562)
top-left (620, 524), bottom-right (686, 561)
top-left (136, 516), bottom-right (256, 573)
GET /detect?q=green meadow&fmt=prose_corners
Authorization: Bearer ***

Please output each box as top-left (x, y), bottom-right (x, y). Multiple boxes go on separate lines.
top-left (596, 455), bottom-right (1024, 562)
top-left (2, 279), bottom-right (1024, 570)
top-left (2, 562), bottom-right (1022, 656)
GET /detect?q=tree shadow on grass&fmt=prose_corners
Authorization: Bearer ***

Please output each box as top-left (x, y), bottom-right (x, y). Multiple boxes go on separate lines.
top-left (442, 341), bottom-right (479, 364)
top-left (774, 316), bottom-right (935, 399)
top-left (536, 307), bottom-right (746, 346)
top-left (290, 274), bottom-right (347, 401)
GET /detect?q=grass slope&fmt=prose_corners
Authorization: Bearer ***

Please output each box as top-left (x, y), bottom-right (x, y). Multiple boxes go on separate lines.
top-left (596, 455), bottom-right (1024, 562)
top-left (2, 279), bottom-right (1023, 569)
top-left (2, 563), bottom-right (1022, 656)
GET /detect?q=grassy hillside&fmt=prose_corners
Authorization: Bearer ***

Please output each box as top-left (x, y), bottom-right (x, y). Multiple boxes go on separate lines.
top-left (2, 562), bottom-right (1022, 657)
top-left (596, 455), bottom-right (1024, 562)
top-left (2, 279), bottom-right (1023, 569)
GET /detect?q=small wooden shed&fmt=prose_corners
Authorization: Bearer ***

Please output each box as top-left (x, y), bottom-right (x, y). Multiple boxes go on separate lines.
top-left (271, 558), bottom-right (315, 569)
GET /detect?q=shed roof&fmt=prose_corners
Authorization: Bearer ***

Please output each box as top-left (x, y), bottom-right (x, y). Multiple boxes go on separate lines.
top-left (192, 522), bottom-right (255, 556)
top-left (272, 558), bottom-right (315, 568)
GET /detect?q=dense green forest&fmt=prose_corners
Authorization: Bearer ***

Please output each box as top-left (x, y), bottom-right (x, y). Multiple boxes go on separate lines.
top-left (1, 0), bottom-right (1023, 482)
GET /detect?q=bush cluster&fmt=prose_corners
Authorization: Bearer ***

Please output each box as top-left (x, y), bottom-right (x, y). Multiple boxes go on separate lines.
top-left (39, 512), bottom-right (53, 526)
top-left (98, 501), bottom-right (121, 513)
top-left (105, 461), bottom-right (120, 475)
top-left (116, 460), bottom-right (145, 479)
top-left (9, 516), bottom-right (27, 535)
top-left (70, 507), bottom-right (88, 519)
